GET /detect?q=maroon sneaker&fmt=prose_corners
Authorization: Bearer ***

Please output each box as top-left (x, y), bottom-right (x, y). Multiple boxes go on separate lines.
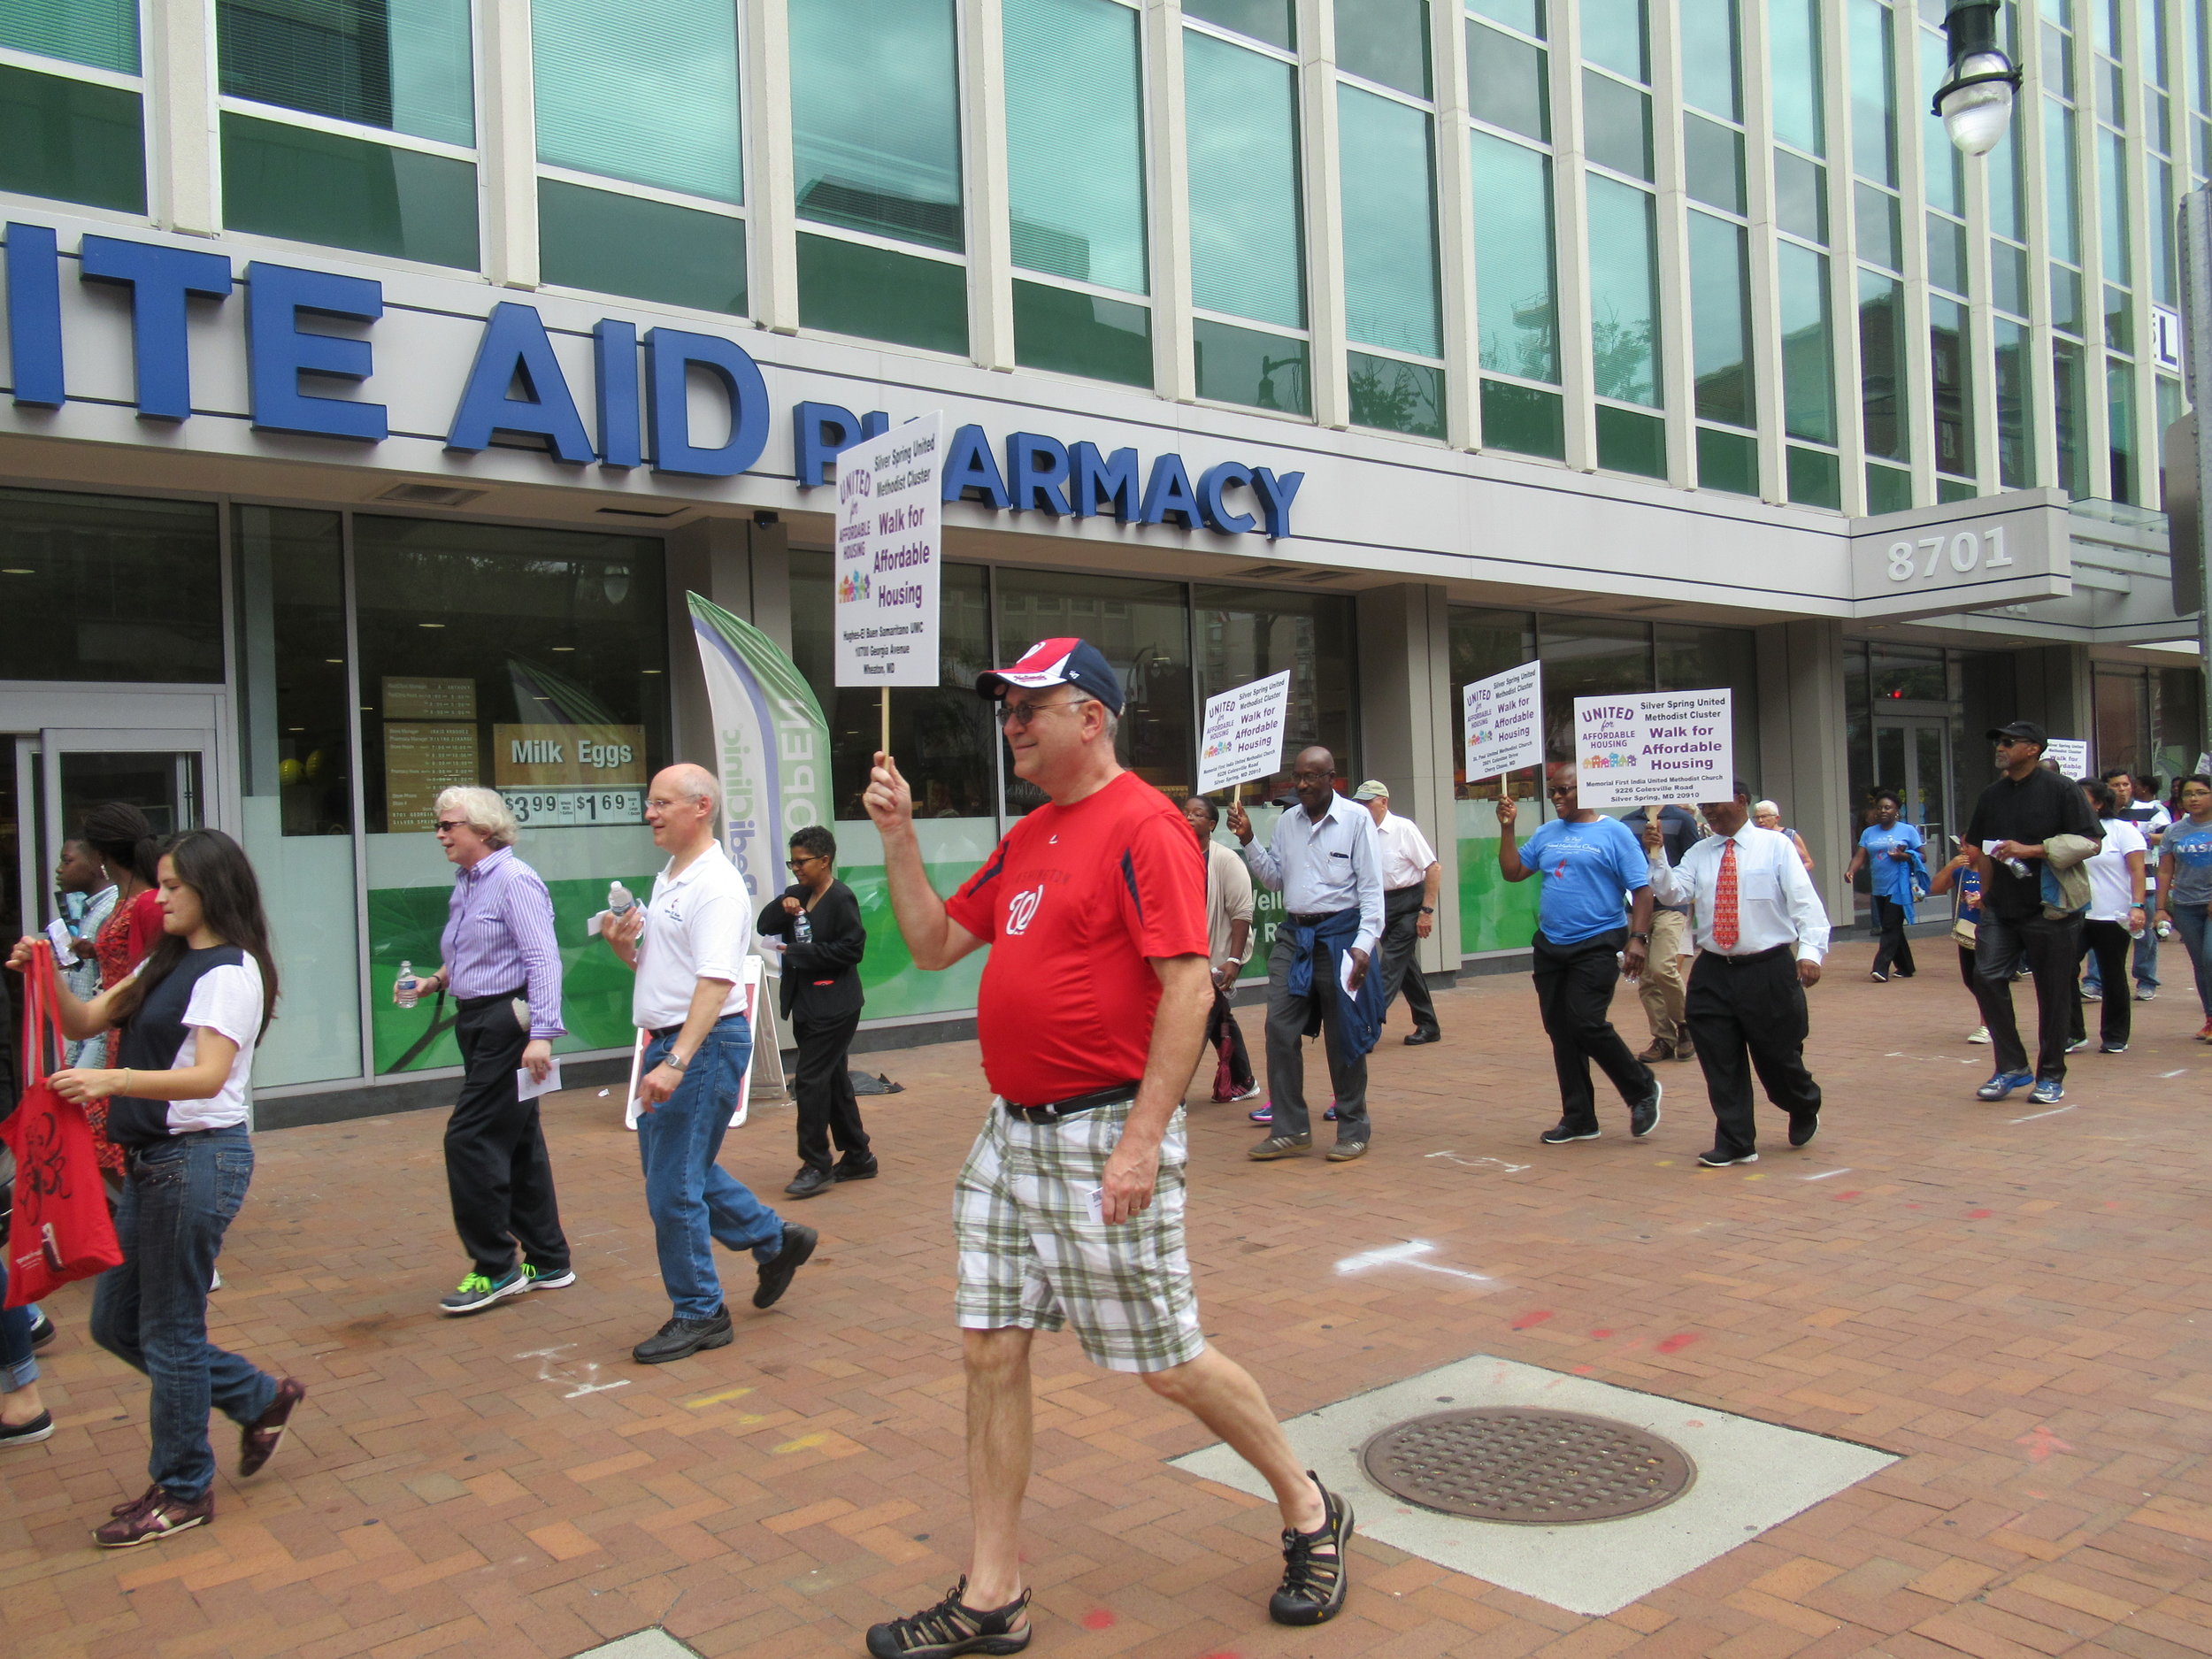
top-left (94, 1487), bottom-right (212, 1548)
top-left (239, 1377), bottom-right (306, 1477)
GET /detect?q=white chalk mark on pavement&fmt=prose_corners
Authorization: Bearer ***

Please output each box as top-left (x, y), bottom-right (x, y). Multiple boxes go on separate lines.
top-left (1336, 1240), bottom-right (1497, 1286)
top-left (1801, 1168), bottom-right (1852, 1181)
top-left (2009, 1105), bottom-right (2076, 1123)
top-left (1426, 1150), bottom-right (1532, 1174)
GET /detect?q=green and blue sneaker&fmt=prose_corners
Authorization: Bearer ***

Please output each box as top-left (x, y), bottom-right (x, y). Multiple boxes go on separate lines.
top-left (439, 1265), bottom-right (527, 1316)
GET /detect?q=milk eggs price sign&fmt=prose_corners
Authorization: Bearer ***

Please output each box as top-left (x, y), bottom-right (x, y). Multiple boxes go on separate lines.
top-left (835, 411), bottom-right (944, 687)
top-left (1572, 690), bottom-right (1733, 809)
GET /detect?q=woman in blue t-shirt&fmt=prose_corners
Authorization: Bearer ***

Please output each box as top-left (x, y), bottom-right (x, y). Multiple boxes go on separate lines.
top-left (2154, 774), bottom-right (2212, 1039)
top-left (1845, 790), bottom-right (1925, 981)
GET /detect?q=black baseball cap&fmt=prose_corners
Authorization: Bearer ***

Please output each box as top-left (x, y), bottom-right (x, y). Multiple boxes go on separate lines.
top-left (1985, 720), bottom-right (2047, 746)
top-left (975, 636), bottom-right (1126, 715)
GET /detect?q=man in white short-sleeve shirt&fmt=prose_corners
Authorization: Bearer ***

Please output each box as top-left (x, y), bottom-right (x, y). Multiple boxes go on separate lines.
top-left (1355, 780), bottom-right (1442, 1046)
top-left (603, 764), bottom-right (815, 1365)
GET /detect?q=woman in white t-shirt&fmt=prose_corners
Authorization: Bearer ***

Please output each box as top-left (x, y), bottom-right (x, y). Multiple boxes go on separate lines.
top-left (6, 829), bottom-right (302, 1549)
top-left (2070, 778), bottom-right (2147, 1055)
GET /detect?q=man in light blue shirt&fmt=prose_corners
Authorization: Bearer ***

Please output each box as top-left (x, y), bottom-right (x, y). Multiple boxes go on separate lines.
top-left (1227, 747), bottom-right (1385, 1163)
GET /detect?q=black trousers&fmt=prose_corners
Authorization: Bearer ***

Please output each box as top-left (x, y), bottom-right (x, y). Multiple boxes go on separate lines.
top-left (793, 1010), bottom-right (870, 1172)
top-left (447, 991), bottom-right (569, 1279)
top-left (1206, 988), bottom-right (1255, 1094)
top-left (1870, 895), bottom-right (1916, 977)
top-left (1531, 929), bottom-right (1655, 1132)
top-left (1684, 949), bottom-right (1823, 1157)
top-left (1973, 910), bottom-right (2085, 1081)
top-left (2070, 920), bottom-right (2133, 1048)
top-left (1379, 885), bottom-right (1440, 1038)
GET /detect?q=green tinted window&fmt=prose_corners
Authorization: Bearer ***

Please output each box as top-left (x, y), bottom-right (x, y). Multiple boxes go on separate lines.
top-left (221, 111), bottom-right (477, 267)
top-left (1469, 0), bottom-right (1544, 39)
top-left (2107, 357), bottom-right (2137, 503)
top-left (1184, 0), bottom-right (1294, 49)
top-left (1684, 114), bottom-right (1744, 211)
top-left (1595, 404), bottom-right (1665, 476)
top-left (1855, 180), bottom-right (1900, 270)
top-left (2054, 338), bottom-right (2088, 497)
top-left (538, 180), bottom-right (745, 314)
top-left (1583, 72), bottom-right (1653, 179)
top-left (1005, 0), bottom-right (1147, 293)
top-left (532, 0), bottom-right (741, 203)
top-left (1467, 21), bottom-right (1548, 140)
top-left (1994, 316), bottom-right (2032, 486)
top-left (1350, 353), bottom-right (1445, 437)
top-left (1770, 0), bottom-right (1824, 153)
top-left (1581, 0), bottom-right (1647, 79)
top-left (1858, 266), bottom-right (1908, 460)
top-left (0, 489), bottom-right (220, 681)
top-left (1688, 212), bottom-right (1751, 426)
top-left (1194, 319), bottom-right (1310, 413)
top-left (1696, 426), bottom-right (1757, 494)
top-left (1340, 87), bottom-right (1440, 356)
top-left (1012, 280), bottom-right (1153, 387)
top-left (1990, 124), bottom-right (2024, 239)
top-left (1481, 379), bottom-right (1565, 457)
top-left (798, 233), bottom-right (968, 355)
top-left (1, 0), bottom-right (138, 73)
top-left (1778, 241), bottom-right (1835, 442)
top-left (1338, 0), bottom-right (1430, 95)
top-left (1186, 31), bottom-right (1305, 328)
top-left (1848, 0), bottom-right (1895, 185)
top-left (2099, 126), bottom-right (2130, 282)
top-left (1864, 461), bottom-right (1912, 511)
top-left (1932, 294), bottom-right (1972, 480)
top-left (218, 0), bottom-right (474, 146)
top-left (1774, 150), bottom-right (1827, 240)
top-left (1471, 131), bottom-right (1556, 380)
top-left (1788, 445), bottom-right (1842, 508)
top-left (1919, 26), bottom-right (1962, 213)
top-left (0, 65), bottom-right (144, 213)
top-left (791, 0), bottom-right (963, 250)
top-left (1586, 175), bottom-right (1659, 405)
top-left (1678, 0), bottom-right (1740, 117)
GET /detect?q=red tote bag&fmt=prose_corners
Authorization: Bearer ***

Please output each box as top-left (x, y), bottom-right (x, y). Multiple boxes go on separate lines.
top-left (4, 942), bottom-right (124, 1308)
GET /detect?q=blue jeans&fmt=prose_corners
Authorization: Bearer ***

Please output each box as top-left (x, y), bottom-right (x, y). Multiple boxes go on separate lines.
top-left (91, 1128), bottom-right (277, 1500)
top-left (637, 1015), bottom-right (784, 1321)
top-left (0, 1261), bottom-right (35, 1393)
top-left (2171, 903), bottom-right (2212, 1018)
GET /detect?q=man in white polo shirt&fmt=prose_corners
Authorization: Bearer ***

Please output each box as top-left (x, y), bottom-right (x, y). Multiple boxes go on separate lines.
top-left (603, 763), bottom-right (816, 1363)
top-left (1354, 780), bottom-right (1442, 1046)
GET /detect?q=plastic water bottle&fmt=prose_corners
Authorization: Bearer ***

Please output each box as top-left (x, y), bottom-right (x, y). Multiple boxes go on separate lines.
top-left (794, 907), bottom-right (814, 944)
top-left (396, 962), bottom-right (419, 1010)
top-left (2158, 916), bottom-right (2174, 940)
top-left (608, 879), bottom-right (637, 918)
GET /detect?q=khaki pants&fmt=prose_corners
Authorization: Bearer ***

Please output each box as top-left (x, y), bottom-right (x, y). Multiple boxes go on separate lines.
top-left (1638, 909), bottom-right (1691, 1047)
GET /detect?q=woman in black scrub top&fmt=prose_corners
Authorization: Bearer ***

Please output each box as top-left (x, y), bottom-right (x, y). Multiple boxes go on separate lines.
top-left (7, 829), bottom-right (304, 1548)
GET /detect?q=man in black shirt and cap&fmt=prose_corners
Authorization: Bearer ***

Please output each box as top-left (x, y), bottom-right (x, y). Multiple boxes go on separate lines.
top-left (1961, 720), bottom-right (2102, 1104)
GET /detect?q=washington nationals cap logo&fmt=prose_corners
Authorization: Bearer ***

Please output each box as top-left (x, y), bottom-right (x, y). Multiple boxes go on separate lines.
top-left (1005, 883), bottom-right (1045, 935)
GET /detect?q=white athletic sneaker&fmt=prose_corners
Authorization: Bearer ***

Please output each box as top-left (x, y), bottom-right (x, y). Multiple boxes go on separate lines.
top-left (1967, 1026), bottom-right (1990, 1044)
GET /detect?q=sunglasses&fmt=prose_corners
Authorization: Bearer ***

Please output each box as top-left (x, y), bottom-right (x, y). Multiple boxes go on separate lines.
top-left (434, 819), bottom-right (467, 833)
top-left (1000, 694), bottom-right (1094, 729)
top-left (1544, 784), bottom-right (1576, 797)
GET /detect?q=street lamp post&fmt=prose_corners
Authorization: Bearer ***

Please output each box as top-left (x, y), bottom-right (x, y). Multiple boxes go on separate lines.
top-left (1932, 0), bottom-right (2024, 157)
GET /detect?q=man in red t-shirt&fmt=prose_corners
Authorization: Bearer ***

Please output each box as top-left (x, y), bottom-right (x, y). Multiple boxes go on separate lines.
top-left (858, 638), bottom-right (1354, 1657)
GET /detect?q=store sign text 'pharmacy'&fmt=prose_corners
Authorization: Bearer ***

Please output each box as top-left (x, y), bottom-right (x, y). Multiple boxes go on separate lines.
top-left (2, 224), bottom-right (1299, 540)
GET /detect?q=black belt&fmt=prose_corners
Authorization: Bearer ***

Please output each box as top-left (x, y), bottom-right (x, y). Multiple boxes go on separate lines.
top-left (1002, 1082), bottom-right (1140, 1124)
top-left (457, 986), bottom-right (525, 1010)
top-left (650, 1011), bottom-right (747, 1041)
top-left (1702, 943), bottom-right (1793, 966)
top-left (1286, 908), bottom-right (1353, 926)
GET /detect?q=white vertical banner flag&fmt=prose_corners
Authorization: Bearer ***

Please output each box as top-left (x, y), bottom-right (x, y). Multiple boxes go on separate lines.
top-left (1572, 689), bottom-right (1734, 808)
top-left (834, 411), bottom-right (945, 687)
top-left (1197, 671), bottom-right (1293, 794)
top-left (1463, 661), bottom-right (1544, 782)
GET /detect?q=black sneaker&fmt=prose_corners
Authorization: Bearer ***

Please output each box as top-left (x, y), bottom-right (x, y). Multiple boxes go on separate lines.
top-left (833, 1156), bottom-right (879, 1182)
top-left (27, 1313), bottom-right (55, 1351)
top-left (784, 1164), bottom-right (835, 1199)
top-left (439, 1265), bottom-right (527, 1316)
top-left (632, 1307), bottom-right (733, 1364)
top-left (865, 1578), bottom-right (1031, 1658)
top-left (2101, 1041), bottom-right (2130, 1054)
top-left (1540, 1120), bottom-right (1600, 1144)
top-left (1270, 1473), bottom-right (1353, 1626)
top-left (752, 1223), bottom-right (818, 1310)
top-left (1630, 1080), bottom-right (1663, 1139)
top-left (0, 1410), bottom-right (54, 1448)
top-left (1787, 1114), bottom-right (1819, 1148)
top-left (1402, 1030), bottom-right (1440, 1046)
top-left (1697, 1147), bottom-right (1757, 1167)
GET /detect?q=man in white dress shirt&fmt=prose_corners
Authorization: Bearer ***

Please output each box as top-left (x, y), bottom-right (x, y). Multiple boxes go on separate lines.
top-left (1641, 780), bottom-right (1831, 1168)
top-left (1353, 781), bottom-right (1442, 1045)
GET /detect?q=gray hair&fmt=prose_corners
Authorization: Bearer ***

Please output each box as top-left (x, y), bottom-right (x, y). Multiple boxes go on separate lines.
top-left (1753, 800), bottom-right (1781, 817)
top-left (434, 785), bottom-right (518, 848)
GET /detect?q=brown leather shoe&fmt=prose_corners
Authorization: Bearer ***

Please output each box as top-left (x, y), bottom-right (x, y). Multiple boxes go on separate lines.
top-left (1674, 1038), bottom-right (1697, 1062)
top-left (239, 1378), bottom-right (306, 1478)
top-left (1635, 1039), bottom-right (1674, 1064)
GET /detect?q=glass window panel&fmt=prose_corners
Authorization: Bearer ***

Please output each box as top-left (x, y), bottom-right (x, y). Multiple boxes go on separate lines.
top-left (0, 65), bottom-right (145, 214)
top-left (2108, 356), bottom-right (2137, 503)
top-left (1926, 211), bottom-right (1966, 294)
top-left (1689, 211), bottom-right (1753, 426)
top-left (1919, 26), bottom-right (1964, 213)
top-left (1778, 241), bottom-right (1836, 442)
top-left (2045, 99), bottom-right (2079, 264)
top-left (1480, 378), bottom-right (1567, 456)
top-left (0, 488), bottom-right (221, 682)
top-left (1774, 150), bottom-right (1828, 241)
top-left (1005, 0), bottom-right (1148, 293)
top-left (221, 111), bottom-right (479, 267)
top-left (1194, 318), bottom-right (1310, 411)
top-left (1787, 443), bottom-right (1843, 507)
top-left (1849, 0), bottom-right (1897, 186)
top-left (1655, 621), bottom-right (1759, 763)
top-left (1994, 315), bottom-right (2032, 486)
top-left (1595, 403), bottom-right (1666, 475)
top-left (1581, 0), bottom-right (1649, 81)
top-left (531, 0), bottom-right (741, 203)
top-left (1586, 174), bottom-right (1660, 405)
top-left (1471, 132), bottom-right (1558, 379)
top-left (1012, 280), bottom-right (1154, 387)
top-left (537, 179), bottom-right (747, 314)
top-left (797, 232), bottom-right (970, 354)
top-left (1469, 0), bottom-right (1545, 41)
top-left (1993, 237), bottom-right (2029, 313)
top-left (2149, 87), bottom-right (2171, 152)
top-left (1989, 125), bottom-right (2024, 238)
top-left (1583, 71), bottom-right (1654, 180)
top-left (1185, 0), bottom-right (1295, 49)
top-left (2104, 282), bottom-right (2131, 352)
top-left (1337, 0), bottom-right (1431, 96)
top-left (1770, 0), bottom-right (1825, 154)
top-left (1467, 20), bottom-right (1549, 140)
top-left (1340, 87), bottom-right (1441, 355)
top-left (1931, 294), bottom-right (1973, 479)
top-left (1696, 426), bottom-right (1758, 494)
top-left (217, 0), bottom-right (474, 147)
top-left (1, 0), bottom-right (139, 73)
top-left (791, 0), bottom-right (964, 250)
top-left (1858, 267), bottom-right (1908, 460)
top-left (1866, 459), bottom-right (1916, 510)
top-left (2098, 126), bottom-right (2131, 283)
top-left (1679, 0), bottom-right (1741, 119)
top-left (2054, 336), bottom-right (2089, 496)
top-left (2042, 20), bottom-right (2073, 96)
top-left (2051, 258), bottom-right (2083, 330)
top-left (1193, 588), bottom-right (1356, 803)
top-left (1539, 616), bottom-right (1653, 745)
top-left (1684, 113), bottom-right (1745, 212)
top-left (2150, 154), bottom-right (2177, 303)
top-left (997, 571), bottom-right (1194, 807)
top-left (1186, 30), bottom-right (1306, 327)
top-left (2144, 0), bottom-right (2169, 83)
top-left (1350, 353), bottom-right (1446, 435)
top-left (1855, 180), bottom-right (1901, 270)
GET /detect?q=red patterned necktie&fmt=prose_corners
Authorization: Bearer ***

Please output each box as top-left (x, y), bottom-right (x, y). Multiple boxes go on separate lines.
top-left (1713, 838), bottom-right (1740, 952)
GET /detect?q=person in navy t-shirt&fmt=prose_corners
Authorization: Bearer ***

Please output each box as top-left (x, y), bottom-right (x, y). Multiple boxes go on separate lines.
top-left (1497, 760), bottom-right (1665, 1147)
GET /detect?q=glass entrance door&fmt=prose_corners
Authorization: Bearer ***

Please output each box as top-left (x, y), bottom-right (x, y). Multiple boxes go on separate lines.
top-left (1873, 713), bottom-right (1952, 915)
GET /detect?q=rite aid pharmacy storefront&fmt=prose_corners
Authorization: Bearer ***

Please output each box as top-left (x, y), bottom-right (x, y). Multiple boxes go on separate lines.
top-left (0, 211), bottom-right (2195, 1119)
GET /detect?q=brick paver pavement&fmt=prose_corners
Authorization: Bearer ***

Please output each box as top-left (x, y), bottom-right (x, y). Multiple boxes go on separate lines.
top-left (7, 940), bottom-right (2212, 1659)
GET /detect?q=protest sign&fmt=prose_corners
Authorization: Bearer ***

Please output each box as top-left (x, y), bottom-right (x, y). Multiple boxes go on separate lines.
top-left (1197, 671), bottom-right (1293, 794)
top-left (2043, 738), bottom-right (2089, 776)
top-left (1463, 661), bottom-right (1544, 785)
top-left (835, 411), bottom-right (944, 693)
top-left (1571, 689), bottom-right (1733, 809)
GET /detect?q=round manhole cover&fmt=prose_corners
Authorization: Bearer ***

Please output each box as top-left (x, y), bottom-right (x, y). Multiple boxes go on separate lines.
top-left (1360, 1408), bottom-right (1695, 1525)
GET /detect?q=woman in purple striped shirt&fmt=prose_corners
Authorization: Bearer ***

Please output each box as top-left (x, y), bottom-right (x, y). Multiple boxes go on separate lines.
top-left (401, 787), bottom-right (575, 1317)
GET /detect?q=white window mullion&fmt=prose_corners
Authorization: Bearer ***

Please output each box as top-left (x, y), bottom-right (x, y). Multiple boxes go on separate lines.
top-left (1553, 0), bottom-right (1595, 472)
top-left (1300, 0), bottom-right (1347, 428)
top-left (746, 0), bottom-right (801, 334)
top-left (1740, 0), bottom-right (1787, 501)
top-left (1431, 0), bottom-right (1479, 448)
top-left (1648, 0), bottom-right (1693, 487)
top-left (1822, 0), bottom-right (1867, 511)
top-left (963, 0), bottom-right (1014, 370)
top-left (146, 0), bottom-right (219, 234)
top-left (1148, 0), bottom-right (1196, 402)
top-left (480, 0), bottom-right (537, 288)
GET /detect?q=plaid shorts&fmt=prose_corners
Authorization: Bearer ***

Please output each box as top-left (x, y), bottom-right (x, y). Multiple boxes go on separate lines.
top-left (952, 1095), bottom-right (1206, 1374)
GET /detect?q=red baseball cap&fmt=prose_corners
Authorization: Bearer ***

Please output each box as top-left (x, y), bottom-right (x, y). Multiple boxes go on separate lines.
top-left (975, 636), bottom-right (1126, 715)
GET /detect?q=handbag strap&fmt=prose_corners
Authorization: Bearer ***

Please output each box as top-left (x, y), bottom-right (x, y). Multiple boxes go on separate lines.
top-left (19, 941), bottom-right (58, 1089)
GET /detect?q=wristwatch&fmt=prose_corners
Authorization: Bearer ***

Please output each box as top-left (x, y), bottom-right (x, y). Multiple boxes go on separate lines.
top-left (666, 1051), bottom-right (690, 1071)
top-left (1418, 905), bottom-right (1435, 914)
top-left (1628, 931), bottom-right (1651, 942)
